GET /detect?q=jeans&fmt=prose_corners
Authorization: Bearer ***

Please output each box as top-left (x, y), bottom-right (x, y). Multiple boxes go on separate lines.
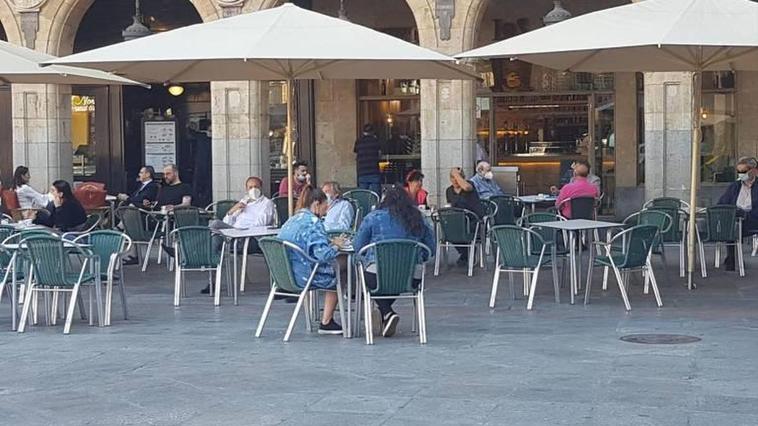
top-left (357, 174), bottom-right (381, 195)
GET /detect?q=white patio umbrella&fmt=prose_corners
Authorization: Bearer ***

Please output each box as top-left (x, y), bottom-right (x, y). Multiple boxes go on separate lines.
top-left (457, 0), bottom-right (758, 289)
top-left (47, 3), bottom-right (477, 213)
top-left (0, 39), bottom-right (145, 86)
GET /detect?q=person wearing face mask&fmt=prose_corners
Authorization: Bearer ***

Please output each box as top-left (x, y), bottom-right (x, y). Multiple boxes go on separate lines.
top-left (278, 161), bottom-right (311, 197)
top-left (718, 157), bottom-right (758, 271)
top-left (470, 161), bottom-right (506, 200)
top-left (278, 185), bottom-right (347, 335)
top-left (321, 181), bottom-right (355, 232)
top-left (213, 176), bottom-right (276, 230)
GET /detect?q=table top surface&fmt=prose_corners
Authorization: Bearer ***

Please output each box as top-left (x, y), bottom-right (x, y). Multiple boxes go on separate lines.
top-left (217, 227), bottom-right (279, 238)
top-left (518, 195), bottom-right (557, 203)
top-left (535, 219), bottom-right (622, 231)
top-left (106, 195), bottom-right (117, 202)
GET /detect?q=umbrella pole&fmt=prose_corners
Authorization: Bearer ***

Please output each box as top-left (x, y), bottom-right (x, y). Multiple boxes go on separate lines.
top-left (286, 78), bottom-right (295, 216)
top-left (687, 71), bottom-right (703, 290)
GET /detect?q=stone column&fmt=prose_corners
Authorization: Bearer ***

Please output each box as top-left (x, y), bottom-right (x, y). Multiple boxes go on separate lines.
top-left (12, 83), bottom-right (73, 188)
top-left (314, 80), bottom-right (357, 185)
top-left (211, 80), bottom-right (270, 200)
top-left (613, 72), bottom-right (643, 218)
top-left (643, 72), bottom-right (694, 201)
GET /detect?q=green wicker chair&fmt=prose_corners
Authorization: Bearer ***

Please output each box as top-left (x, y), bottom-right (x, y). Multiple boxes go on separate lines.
top-left (255, 237), bottom-right (346, 342)
top-left (116, 206), bottom-right (161, 272)
top-left (172, 206), bottom-right (205, 228)
top-left (344, 189), bottom-right (379, 228)
top-left (479, 199), bottom-right (498, 256)
top-left (696, 205), bottom-right (744, 277)
top-left (432, 207), bottom-right (483, 277)
top-left (171, 226), bottom-right (228, 307)
top-left (17, 234), bottom-right (98, 334)
top-left (644, 204), bottom-right (688, 277)
top-left (489, 195), bottom-right (523, 226)
top-left (206, 200), bottom-right (238, 221)
top-left (355, 239), bottom-right (432, 345)
top-left (586, 224), bottom-right (662, 311)
top-left (272, 196), bottom-right (294, 227)
top-left (74, 231), bottom-right (132, 326)
top-left (489, 225), bottom-right (557, 310)
top-left (0, 225), bottom-right (19, 305)
top-left (519, 212), bottom-right (569, 300)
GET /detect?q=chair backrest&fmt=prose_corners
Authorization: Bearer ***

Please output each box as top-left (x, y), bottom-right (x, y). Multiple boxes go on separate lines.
top-left (433, 207), bottom-right (479, 244)
top-left (344, 189), bottom-right (379, 225)
top-left (258, 237), bottom-right (302, 294)
top-left (645, 197), bottom-right (688, 210)
top-left (568, 196), bottom-right (596, 220)
top-left (479, 199), bottom-right (498, 222)
top-left (73, 182), bottom-right (107, 210)
top-left (0, 189), bottom-right (19, 210)
top-left (80, 213), bottom-right (101, 233)
top-left (490, 225), bottom-right (545, 269)
top-left (78, 230), bottom-right (128, 275)
top-left (489, 195), bottom-right (523, 226)
top-left (174, 226), bottom-right (217, 268)
top-left (358, 239), bottom-right (430, 296)
top-left (520, 212), bottom-right (563, 254)
top-left (704, 205), bottom-right (738, 242)
top-left (116, 206), bottom-right (150, 242)
top-left (208, 200), bottom-right (237, 220)
top-left (344, 197), bottom-right (361, 231)
top-left (21, 234), bottom-right (69, 286)
top-left (0, 225), bottom-right (16, 268)
top-left (172, 206), bottom-right (202, 229)
top-left (272, 196), bottom-right (293, 227)
top-left (611, 225), bottom-right (659, 269)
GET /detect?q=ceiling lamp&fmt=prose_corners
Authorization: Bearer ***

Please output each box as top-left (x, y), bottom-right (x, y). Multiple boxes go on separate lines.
top-left (122, 0), bottom-right (152, 41)
top-left (167, 85), bottom-right (185, 96)
top-left (543, 1), bottom-right (572, 26)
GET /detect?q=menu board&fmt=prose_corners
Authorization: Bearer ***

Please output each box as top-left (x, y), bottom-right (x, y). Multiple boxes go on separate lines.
top-left (144, 121), bottom-right (176, 171)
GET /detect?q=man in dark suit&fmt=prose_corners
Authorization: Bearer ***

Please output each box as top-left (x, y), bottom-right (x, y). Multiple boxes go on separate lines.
top-left (718, 157), bottom-right (758, 270)
top-left (117, 166), bottom-right (159, 208)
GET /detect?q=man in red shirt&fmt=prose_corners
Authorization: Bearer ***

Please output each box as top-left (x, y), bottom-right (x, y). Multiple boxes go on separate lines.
top-left (278, 161), bottom-right (311, 197)
top-left (555, 160), bottom-right (599, 218)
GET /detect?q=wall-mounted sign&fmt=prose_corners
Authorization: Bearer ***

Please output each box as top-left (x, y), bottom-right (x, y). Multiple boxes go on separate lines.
top-left (143, 120), bottom-right (176, 171)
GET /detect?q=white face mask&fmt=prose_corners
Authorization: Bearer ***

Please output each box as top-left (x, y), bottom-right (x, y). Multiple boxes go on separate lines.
top-left (738, 172), bottom-right (752, 182)
top-left (483, 171), bottom-right (494, 180)
top-left (296, 174), bottom-right (307, 183)
top-left (248, 187), bottom-right (262, 201)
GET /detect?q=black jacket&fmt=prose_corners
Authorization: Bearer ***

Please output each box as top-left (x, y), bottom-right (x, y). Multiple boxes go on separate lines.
top-left (127, 181), bottom-right (159, 206)
top-left (718, 180), bottom-right (758, 232)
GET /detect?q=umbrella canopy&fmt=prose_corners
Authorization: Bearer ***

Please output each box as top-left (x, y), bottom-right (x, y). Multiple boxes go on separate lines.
top-left (458, 0), bottom-right (758, 73)
top-left (0, 39), bottom-right (145, 86)
top-left (47, 3), bottom-right (477, 82)
top-left (457, 0), bottom-right (758, 289)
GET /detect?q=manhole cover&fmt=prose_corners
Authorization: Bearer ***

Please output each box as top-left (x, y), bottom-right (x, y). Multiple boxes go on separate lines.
top-left (620, 334), bottom-right (701, 345)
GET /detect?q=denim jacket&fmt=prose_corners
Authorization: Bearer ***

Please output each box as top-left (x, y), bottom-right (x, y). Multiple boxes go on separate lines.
top-left (277, 209), bottom-right (338, 289)
top-left (353, 209), bottom-right (436, 265)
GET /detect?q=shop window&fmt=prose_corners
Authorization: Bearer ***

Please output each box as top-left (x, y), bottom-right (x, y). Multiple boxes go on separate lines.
top-left (701, 71), bottom-right (737, 183)
top-left (71, 95), bottom-right (96, 178)
top-left (268, 81), bottom-right (288, 195)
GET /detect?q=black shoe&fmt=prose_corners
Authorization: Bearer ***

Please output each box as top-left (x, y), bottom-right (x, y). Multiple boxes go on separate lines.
top-left (162, 243), bottom-right (175, 258)
top-left (382, 312), bottom-right (399, 337)
top-left (274, 294), bottom-right (297, 301)
top-left (122, 257), bottom-right (139, 266)
top-left (201, 285), bottom-right (213, 295)
top-left (724, 257), bottom-right (736, 271)
top-left (318, 319), bottom-right (343, 335)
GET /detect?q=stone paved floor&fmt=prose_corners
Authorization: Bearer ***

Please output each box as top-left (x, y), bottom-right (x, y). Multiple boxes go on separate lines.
top-left (1, 249), bottom-right (758, 425)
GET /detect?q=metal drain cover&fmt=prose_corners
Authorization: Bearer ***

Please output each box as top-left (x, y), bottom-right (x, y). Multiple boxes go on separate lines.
top-left (620, 334), bottom-right (701, 345)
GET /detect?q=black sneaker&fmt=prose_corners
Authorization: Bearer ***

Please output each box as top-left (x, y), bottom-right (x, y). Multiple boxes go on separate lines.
top-left (122, 257), bottom-right (139, 266)
top-left (162, 243), bottom-right (175, 258)
top-left (318, 319), bottom-right (343, 335)
top-left (201, 285), bottom-right (213, 295)
top-left (724, 257), bottom-right (736, 271)
top-left (382, 312), bottom-right (399, 337)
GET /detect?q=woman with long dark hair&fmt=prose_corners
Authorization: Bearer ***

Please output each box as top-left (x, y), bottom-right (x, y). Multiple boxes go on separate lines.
top-left (353, 185), bottom-right (435, 338)
top-left (12, 166), bottom-right (49, 210)
top-left (277, 185), bottom-right (347, 335)
top-left (34, 180), bottom-right (87, 232)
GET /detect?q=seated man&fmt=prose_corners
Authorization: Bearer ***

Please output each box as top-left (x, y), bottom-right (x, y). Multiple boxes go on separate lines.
top-left (555, 160), bottom-right (600, 218)
top-left (470, 161), bottom-right (505, 200)
top-left (446, 167), bottom-right (483, 266)
top-left (551, 161), bottom-right (602, 195)
top-left (117, 166), bottom-right (159, 208)
top-left (321, 181), bottom-right (355, 232)
top-left (156, 164), bottom-right (192, 210)
top-left (278, 161), bottom-right (311, 197)
top-left (718, 157), bottom-right (758, 271)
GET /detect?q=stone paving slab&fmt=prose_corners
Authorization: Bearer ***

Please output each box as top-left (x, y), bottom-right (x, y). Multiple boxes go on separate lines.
top-left (1, 251), bottom-right (757, 425)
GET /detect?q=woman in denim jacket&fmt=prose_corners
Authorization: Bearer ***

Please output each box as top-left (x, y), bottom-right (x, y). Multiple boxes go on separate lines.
top-left (353, 185), bottom-right (435, 337)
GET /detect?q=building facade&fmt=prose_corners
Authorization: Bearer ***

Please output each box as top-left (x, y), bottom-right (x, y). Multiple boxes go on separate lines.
top-left (0, 0), bottom-right (756, 218)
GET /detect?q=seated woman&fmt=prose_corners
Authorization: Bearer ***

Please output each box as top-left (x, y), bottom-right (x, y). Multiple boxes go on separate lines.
top-left (353, 185), bottom-right (436, 338)
top-left (34, 180), bottom-right (87, 232)
top-left (277, 185), bottom-right (346, 335)
top-left (404, 170), bottom-right (428, 207)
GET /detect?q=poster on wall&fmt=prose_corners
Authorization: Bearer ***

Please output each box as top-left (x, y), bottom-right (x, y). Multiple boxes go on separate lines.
top-left (143, 120), bottom-right (176, 171)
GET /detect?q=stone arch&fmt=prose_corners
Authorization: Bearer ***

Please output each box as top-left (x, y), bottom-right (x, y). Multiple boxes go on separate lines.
top-left (38, 0), bottom-right (222, 56)
top-left (0, 0), bottom-right (23, 44)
